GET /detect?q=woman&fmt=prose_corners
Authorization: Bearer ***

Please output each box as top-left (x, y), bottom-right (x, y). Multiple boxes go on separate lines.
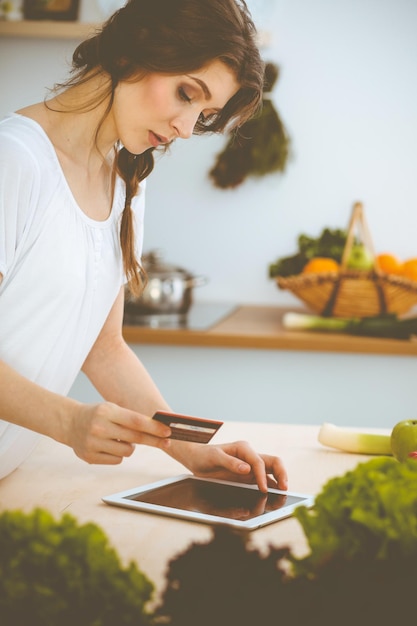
top-left (0, 0), bottom-right (287, 491)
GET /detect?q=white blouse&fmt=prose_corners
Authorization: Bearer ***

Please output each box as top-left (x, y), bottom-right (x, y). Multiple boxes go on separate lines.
top-left (0, 113), bottom-right (145, 479)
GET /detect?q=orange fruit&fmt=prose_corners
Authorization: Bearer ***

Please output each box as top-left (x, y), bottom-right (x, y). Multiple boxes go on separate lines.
top-left (401, 258), bottom-right (417, 282)
top-left (302, 257), bottom-right (340, 274)
top-left (375, 253), bottom-right (403, 275)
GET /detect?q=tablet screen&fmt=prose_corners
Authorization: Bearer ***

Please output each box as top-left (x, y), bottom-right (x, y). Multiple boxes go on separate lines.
top-left (125, 477), bottom-right (304, 521)
top-left (103, 475), bottom-right (315, 529)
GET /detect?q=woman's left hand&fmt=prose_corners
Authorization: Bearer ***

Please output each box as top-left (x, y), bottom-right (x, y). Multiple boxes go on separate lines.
top-left (168, 440), bottom-right (288, 493)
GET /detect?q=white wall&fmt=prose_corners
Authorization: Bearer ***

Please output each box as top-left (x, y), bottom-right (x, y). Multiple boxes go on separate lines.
top-left (70, 345), bottom-right (417, 430)
top-left (2, 0), bottom-right (417, 303)
top-left (2, 0), bottom-right (417, 429)
top-left (142, 0), bottom-right (417, 306)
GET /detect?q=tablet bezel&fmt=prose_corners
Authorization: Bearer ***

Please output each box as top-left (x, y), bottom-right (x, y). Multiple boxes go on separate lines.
top-left (102, 474), bottom-right (314, 530)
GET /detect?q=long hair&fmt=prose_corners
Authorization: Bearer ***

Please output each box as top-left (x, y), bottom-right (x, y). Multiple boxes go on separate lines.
top-left (53, 0), bottom-right (264, 296)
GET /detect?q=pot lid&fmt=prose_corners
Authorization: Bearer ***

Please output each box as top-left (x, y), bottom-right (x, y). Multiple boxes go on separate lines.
top-left (142, 250), bottom-right (190, 276)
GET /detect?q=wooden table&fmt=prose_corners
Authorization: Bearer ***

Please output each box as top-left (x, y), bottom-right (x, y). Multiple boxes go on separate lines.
top-left (123, 305), bottom-right (417, 356)
top-left (0, 422), bottom-right (388, 601)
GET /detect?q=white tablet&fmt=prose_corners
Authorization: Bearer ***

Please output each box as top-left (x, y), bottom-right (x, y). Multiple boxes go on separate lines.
top-left (102, 474), bottom-right (314, 531)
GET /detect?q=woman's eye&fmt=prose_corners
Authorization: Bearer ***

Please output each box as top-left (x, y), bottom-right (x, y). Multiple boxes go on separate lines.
top-left (199, 111), bottom-right (217, 124)
top-left (179, 87), bottom-right (192, 103)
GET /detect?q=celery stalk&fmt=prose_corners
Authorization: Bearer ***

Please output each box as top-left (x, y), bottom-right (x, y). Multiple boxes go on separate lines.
top-left (283, 312), bottom-right (417, 340)
top-left (318, 422), bottom-right (392, 455)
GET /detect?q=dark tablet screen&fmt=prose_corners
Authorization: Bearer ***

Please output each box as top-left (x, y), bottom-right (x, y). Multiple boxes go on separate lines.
top-left (126, 477), bottom-right (304, 521)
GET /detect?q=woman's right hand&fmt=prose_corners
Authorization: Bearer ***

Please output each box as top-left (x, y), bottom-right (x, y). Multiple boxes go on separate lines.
top-left (65, 402), bottom-right (172, 465)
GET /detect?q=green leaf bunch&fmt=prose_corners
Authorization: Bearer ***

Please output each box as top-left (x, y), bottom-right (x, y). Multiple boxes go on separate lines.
top-left (0, 508), bottom-right (154, 626)
top-left (155, 457), bottom-right (417, 626)
top-left (153, 526), bottom-right (293, 626)
top-left (154, 523), bottom-right (417, 626)
top-left (269, 227), bottom-right (348, 278)
top-left (292, 456), bottom-right (417, 576)
top-left (209, 62), bottom-right (290, 189)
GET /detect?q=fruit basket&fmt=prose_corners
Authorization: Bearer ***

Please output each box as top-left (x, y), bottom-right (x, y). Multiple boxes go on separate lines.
top-left (275, 202), bottom-right (417, 318)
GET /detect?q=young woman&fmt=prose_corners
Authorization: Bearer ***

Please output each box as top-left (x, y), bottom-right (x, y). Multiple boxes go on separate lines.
top-left (0, 0), bottom-right (287, 491)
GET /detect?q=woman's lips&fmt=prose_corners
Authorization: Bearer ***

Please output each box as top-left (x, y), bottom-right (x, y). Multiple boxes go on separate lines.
top-left (148, 131), bottom-right (169, 147)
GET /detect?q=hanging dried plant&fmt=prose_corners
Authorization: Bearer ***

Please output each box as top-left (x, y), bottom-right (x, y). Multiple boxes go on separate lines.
top-left (209, 62), bottom-right (290, 189)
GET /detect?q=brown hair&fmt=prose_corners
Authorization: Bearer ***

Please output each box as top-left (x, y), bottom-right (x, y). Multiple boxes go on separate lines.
top-left (54, 0), bottom-right (264, 296)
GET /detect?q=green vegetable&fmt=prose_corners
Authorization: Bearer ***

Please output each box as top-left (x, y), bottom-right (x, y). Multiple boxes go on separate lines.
top-left (283, 311), bottom-right (417, 340)
top-left (209, 63), bottom-right (290, 189)
top-left (268, 252), bottom-right (306, 279)
top-left (318, 422), bottom-right (392, 455)
top-left (298, 227), bottom-right (348, 261)
top-left (154, 457), bottom-right (417, 625)
top-left (292, 456), bottom-right (417, 577)
top-left (269, 227), bottom-right (348, 278)
top-left (154, 526), bottom-right (291, 626)
top-left (156, 516), bottom-right (417, 626)
top-left (0, 508), bottom-right (154, 626)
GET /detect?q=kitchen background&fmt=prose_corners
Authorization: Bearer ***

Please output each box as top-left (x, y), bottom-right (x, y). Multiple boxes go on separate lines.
top-left (1, 0), bottom-right (416, 430)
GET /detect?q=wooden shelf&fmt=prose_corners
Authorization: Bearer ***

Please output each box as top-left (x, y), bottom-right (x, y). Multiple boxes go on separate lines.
top-left (0, 19), bottom-right (271, 44)
top-left (122, 305), bottom-right (417, 357)
top-left (0, 19), bottom-right (98, 39)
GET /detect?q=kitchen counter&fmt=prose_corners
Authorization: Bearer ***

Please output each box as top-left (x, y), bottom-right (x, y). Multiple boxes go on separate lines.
top-left (0, 421), bottom-right (387, 598)
top-left (122, 304), bottom-right (417, 357)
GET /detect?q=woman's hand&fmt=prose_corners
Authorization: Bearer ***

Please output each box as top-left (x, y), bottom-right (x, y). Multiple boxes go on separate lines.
top-left (168, 439), bottom-right (288, 493)
top-left (65, 401), bottom-right (172, 465)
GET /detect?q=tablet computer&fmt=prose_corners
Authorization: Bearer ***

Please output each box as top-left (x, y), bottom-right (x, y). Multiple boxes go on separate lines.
top-left (102, 474), bottom-right (314, 530)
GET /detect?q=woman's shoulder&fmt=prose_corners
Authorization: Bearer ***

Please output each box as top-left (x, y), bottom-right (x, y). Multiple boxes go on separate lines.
top-left (0, 113), bottom-right (62, 189)
top-left (0, 113), bottom-right (53, 159)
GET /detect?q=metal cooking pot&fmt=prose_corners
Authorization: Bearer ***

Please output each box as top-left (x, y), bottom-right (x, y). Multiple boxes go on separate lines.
top-left (124, 250), bottom-right (208, 317)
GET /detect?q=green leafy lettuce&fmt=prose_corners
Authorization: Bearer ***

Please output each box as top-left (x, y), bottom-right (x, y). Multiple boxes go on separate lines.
top-left (0, 508), bottom-right (154, 626)
top-left (293, 456), bottom-right (417, 576)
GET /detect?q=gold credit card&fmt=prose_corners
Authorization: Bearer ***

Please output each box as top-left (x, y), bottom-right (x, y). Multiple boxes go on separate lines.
top-left (152, 411), bottom-right (224, 444)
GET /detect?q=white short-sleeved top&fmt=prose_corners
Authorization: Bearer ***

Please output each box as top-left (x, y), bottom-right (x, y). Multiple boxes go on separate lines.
top-left (0, 113), bottom-right (145, 479)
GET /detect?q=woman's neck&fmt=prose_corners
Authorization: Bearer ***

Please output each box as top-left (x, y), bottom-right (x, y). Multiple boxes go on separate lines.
top-left (17, 74), bottom-right (117, 172)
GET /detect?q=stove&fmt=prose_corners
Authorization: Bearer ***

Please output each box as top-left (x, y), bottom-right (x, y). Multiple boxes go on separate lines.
top-left (123, 301), bottom-right (238, 330)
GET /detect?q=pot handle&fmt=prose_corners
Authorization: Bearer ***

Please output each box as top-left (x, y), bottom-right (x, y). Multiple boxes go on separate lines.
top-left (184, 275), bottom-right (209, 288)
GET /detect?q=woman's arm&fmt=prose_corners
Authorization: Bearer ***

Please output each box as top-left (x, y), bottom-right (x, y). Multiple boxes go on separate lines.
top-left (0, 358), bottom-right (81, 444)
top-left (84, 288), bottom-right (288, 491)
top-left (0, 355), bottom-right (172, 465)
top-left (0, 286), bottom-right (172, 465)
top-left (82, 288), bottom-right (172, 417)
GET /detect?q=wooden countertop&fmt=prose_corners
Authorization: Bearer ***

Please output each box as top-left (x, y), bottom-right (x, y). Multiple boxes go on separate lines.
top-left (0, 422), bottom-right (387, 597)
top-left (122, 305), bottom-right (417, 357)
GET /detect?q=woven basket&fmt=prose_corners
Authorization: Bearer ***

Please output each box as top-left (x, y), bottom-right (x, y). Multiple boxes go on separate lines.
top-left (276, 202), bottom-right (417, 318)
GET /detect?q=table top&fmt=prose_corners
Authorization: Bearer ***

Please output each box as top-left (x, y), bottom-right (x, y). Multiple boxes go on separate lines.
top-left (0, 422), bottom-right (386, 600)
top-left (123, 305), bottom-right (417, 356)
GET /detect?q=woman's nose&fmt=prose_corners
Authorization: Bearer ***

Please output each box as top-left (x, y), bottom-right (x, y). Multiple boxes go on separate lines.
top-left (172, 111), bottom-right (200, 139)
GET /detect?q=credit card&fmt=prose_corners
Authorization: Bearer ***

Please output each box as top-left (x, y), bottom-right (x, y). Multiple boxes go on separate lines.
top-left (152, 411), bottom-right (224, 444)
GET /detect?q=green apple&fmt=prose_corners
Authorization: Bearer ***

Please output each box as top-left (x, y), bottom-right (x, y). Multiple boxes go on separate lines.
top-left (347, 244), bottom-right (374, 270)
top-left (390, 420), bottom-right (417, 462)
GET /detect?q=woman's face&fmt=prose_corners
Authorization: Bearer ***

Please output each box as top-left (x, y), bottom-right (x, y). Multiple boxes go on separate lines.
top-left (110, 59), bottom-right (240, 155)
